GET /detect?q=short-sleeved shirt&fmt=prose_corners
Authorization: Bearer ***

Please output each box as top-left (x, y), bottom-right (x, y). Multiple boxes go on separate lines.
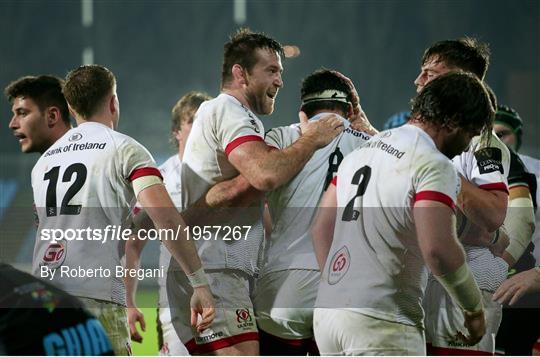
top-left (452, 133), bottom-right (511, 292)
top-left (181, 93), bottom-right (265, 275)
top-left (31, 122), bottom-right (160, 304)
top-left (262, 113), bottom-right (371, 274)
top-left (316, 124), bottom-right (460, 328)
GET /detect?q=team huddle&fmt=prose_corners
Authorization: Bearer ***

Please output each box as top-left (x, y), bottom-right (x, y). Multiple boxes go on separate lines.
top-left (3, 28), bottom-right (540, 356)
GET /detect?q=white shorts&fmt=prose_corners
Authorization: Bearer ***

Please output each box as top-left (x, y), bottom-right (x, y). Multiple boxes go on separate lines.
top-left (253, 269), bottom-right (320, 339)
top-left (157, 308), bottom-right (189, 356)
top-left (313, 308), bottom-right (425, 355)
top-left (78, 297), bottom-right (131, 356)
top-left (166, 269), bottom-right (258, 354)
top-left (423, 278), bottom-right (502, 354)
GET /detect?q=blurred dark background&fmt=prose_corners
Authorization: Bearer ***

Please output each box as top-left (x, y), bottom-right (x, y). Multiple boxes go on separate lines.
top-left (1, 0), bottom-right (538, 265)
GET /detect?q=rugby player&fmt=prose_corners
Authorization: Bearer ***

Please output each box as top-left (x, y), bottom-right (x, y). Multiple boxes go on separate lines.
top-left (313, 72), bottom-right (492, 355)
top-left (31, 65), bottom-right (215, 355)
top-left (253, 69), bottom-right (371, 355)
top-left (6, 75), bottom-right (71, 154)
top-left (178, 28), bottom-right (344, 355)
top-left (414, 38), bottom-right (513, 355)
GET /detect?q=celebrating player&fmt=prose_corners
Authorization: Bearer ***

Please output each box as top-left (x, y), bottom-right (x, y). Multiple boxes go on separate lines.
top-left (253, 69), bottom-right (371, 355)
top-left (178, 28), bottom-right (344, 355)
top-left (313, 72), bottom-right (493, 355)
top-left (414, 38), bottom-right (513, 355)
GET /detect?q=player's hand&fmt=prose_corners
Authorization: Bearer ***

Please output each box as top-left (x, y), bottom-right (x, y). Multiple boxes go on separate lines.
top-left (298, 111), bottom-right (344, 148)
top-left (453, 309), bottom-right (486, 346)
top-left (493, 267), bottom-right (540, 305)
top-left (127, 307), bottom-right (146, 343)
top-left (328, 70), bottom-right (378, 136)
top-left (488, 226), bottom-right (509, 258)
top-left (190, 285), bottom-right (215, 333)
top-left (349, 107), bottom-right (379, 136)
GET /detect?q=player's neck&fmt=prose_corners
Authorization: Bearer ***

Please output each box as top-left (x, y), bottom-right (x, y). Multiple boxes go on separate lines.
top-left (222, 88), bottom-right (252, 112)
top-left (410, 121), bottom-right (448, 152)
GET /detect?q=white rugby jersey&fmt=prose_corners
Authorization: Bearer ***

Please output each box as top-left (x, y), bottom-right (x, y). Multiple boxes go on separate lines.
top-left (262, 113), bottom-right (371, 274)
top-left (31, 122), bottom-right (160, 305)
top-left (519, 154), bottom-right (540, 263)
top-left (181, 93), bottom-right (265, 275)
top-left (452, 133), bottom-right (510, 292)
top-left (316, 124), bottom-right (461, 328)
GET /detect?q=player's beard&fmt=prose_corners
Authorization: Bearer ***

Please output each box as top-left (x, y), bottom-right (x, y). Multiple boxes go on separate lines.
top-left (246, 90), bottom-right (274, 115)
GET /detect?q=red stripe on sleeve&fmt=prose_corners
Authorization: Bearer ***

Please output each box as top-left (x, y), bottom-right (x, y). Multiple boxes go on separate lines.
top-left (225, 135), bottom-right (264, 157)
top-left (331, 176), bottom-right (338, 186)
top-left (414, 190), bottom-right (456, 210)
top-left (478, 182), bottom-right (509, 194)
top-left (128, 167), bottom-right (163, 182)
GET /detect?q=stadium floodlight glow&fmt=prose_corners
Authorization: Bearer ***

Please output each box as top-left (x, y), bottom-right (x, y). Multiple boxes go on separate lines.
top-left (283, 45), bottom-right (301, 58)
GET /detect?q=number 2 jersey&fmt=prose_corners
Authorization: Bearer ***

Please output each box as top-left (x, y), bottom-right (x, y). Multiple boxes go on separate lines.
top-left (262, 113), bottom-right (371, 274)
top-left (316, 124), bottom-right (461, 328)
top-left (31, 121), bottom-right (160, 305)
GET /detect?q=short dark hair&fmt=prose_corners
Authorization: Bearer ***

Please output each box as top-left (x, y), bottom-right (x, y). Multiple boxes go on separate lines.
top-left (300, 69), bottom-right (353, 118)
top-left (411, 72), bottom-right (494, 134)
top-left (421, 37), bottom-right (490, 79)
top-left (221, 28), bottom-right (284, 89)
top-left (63, 65), bottom-right (116, 119)
top-left (4, 75), bottom-right (70, 125)
top-left (171, 91), bottom-right (212, 147)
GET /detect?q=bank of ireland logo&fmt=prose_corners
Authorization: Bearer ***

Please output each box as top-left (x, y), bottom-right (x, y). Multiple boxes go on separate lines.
top-left (69, 132), bottom-right (83, 142)
top-left (328, 246), bottom-right (350, 285)
top-left (236, 308), bottom-right (252, 323)
top-left (41, 241), bottom-right (66, 269)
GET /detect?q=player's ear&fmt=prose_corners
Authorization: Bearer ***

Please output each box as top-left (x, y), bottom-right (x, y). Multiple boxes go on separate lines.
top-left (232, 64), bottom-right (247, 86)
top-left (109, 94), bottom-right (118, 115)
top-left (46, 107), bottom-right (61, 128)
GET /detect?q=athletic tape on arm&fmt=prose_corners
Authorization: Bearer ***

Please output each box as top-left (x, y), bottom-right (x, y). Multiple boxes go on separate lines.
top-left (505, 196), bottom-right (535, 261)
top-left (435, 262), bottom-right (483, 313)
top-left (132, 175), bottom-right (163, 198)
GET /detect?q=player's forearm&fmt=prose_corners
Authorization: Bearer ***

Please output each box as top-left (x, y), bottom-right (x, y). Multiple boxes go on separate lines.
top-left (205, 175), bottom-right (262, 208)
top-left (137, 185), bottom-right (204, 275)
top-left (152, 214), bottom-right (203, 274)
top-left (244, 135), bottom-right (318, 191)
top-left (311, 202), bottom-right (337, 270)
top-left (124, 238), bottom-right (145, 307)
top-left (458, 177), bottom-right (508, 232)
top-left (182, 175), bottom-right (263, 227)
top-left (503, 195), bottom-right (535, 264)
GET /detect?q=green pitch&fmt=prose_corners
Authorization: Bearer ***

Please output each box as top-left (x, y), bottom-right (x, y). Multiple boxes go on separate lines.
top-left (131, 287), bottom-right (159, 356)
